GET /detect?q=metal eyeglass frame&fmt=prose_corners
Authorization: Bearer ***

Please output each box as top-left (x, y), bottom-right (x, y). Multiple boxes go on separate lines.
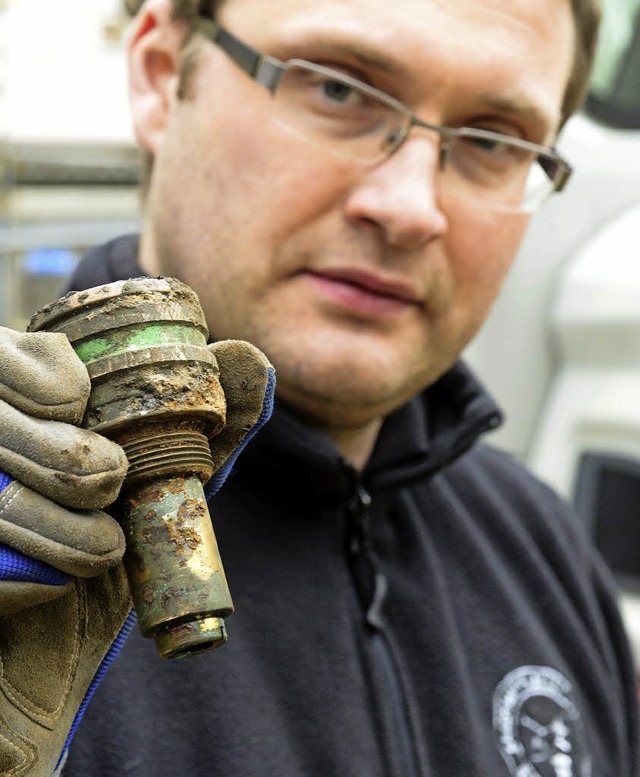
top-left (194, 15), bottom-right (573, 208)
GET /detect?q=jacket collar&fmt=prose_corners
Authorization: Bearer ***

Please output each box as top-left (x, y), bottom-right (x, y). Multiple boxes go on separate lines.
top-left (237, 362), bottom-right (502, 502)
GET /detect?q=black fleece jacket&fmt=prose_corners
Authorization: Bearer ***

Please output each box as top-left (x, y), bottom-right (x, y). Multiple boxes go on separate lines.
top-left (62, 235), bottom-right (638, 777)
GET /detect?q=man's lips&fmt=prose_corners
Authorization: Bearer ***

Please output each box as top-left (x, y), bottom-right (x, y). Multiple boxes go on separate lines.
top-left (302, 268), bottom-right (422, 315)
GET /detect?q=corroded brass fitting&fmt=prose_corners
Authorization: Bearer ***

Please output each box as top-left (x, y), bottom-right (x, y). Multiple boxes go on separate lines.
top-left (29, 277), bottom-right (233, 660)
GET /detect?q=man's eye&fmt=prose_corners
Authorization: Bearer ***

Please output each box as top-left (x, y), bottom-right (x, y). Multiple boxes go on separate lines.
top-left (468, 135), bottom-right (509, 153)
top-left (321, 79), bottom-right (359, 103)
top-left (473, 136), bottom-right (499, 151)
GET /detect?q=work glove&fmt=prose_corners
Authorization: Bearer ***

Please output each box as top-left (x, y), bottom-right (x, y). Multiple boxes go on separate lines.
top-left (0, 326), bottom-right (275, 776)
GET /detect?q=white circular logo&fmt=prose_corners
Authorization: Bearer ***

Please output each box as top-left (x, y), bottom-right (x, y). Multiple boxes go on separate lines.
top-left (493, 666), bottom-right (592, 777)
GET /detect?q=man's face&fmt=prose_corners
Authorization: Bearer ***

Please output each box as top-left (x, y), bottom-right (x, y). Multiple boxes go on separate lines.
top-left (135, 0), bottom-right (574, 429)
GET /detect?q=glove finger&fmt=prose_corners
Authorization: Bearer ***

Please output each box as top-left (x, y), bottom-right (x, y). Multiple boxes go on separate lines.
top-left (0, 399), bottom-right (128, 510)
top-left (0, 579), bottom-right (74, 616)
top-left (0, 480), bottom-right (126, 577)
top-left (206, 340), bottom-right (275, 491)
top-left (0, 327), bottom-right (90, 424)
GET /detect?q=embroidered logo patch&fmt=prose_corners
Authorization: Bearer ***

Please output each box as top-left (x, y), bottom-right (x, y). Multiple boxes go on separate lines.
top-left (493, 666), bottom-right (591, 777)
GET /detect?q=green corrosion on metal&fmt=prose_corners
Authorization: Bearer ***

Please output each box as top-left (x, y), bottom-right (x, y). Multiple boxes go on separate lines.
top-left (119, 474), bottom-right (233, 635)
top-left (74, 322), bottom-right (207, 365)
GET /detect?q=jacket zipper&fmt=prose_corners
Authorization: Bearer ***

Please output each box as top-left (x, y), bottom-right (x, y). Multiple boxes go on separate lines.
top-left (347, 484), bottom-right (421, 777)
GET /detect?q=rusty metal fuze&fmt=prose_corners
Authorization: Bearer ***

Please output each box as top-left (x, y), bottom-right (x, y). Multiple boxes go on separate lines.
top-left (28, 277), bottom-right (233, 660)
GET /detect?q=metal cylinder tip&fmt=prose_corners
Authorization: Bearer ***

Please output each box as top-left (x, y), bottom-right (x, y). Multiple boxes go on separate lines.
top-left (155, 617), bottom-right (228, 660)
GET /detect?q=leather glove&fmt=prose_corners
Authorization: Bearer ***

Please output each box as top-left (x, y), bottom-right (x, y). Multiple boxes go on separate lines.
top-left (0, 326), bottom-right (275, 776)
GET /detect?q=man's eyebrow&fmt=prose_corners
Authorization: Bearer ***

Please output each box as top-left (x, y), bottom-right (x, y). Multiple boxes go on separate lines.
top-left (479, 94), bottom-right (558, 139)
top-left (278, 34), bottom-right (559, 137)
top-left (278, 34), bottom-right (408, 77)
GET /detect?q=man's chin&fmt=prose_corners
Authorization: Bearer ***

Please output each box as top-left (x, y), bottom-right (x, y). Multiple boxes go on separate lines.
top-left (275, 374), bottom-right (421, 429)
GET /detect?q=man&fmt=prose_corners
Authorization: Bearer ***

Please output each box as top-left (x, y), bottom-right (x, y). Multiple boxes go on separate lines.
top-left (0, 0), bottom-right (637, 775)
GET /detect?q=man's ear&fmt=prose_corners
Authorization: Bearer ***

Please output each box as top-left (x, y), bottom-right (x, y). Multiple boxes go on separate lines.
top-left (127, 0), bottom-right (186, 154)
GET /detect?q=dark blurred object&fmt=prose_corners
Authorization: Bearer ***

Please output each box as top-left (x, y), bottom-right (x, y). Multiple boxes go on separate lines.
top-left (123, 0), bottom-right (145, 16)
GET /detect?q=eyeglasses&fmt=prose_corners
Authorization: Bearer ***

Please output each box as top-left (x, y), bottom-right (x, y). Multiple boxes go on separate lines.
top-left (195, 16), bottom-right (572, 214)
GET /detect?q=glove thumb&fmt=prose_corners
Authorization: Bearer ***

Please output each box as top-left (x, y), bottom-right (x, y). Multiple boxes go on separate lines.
top-left (205, 340), bottom-right (275, 497)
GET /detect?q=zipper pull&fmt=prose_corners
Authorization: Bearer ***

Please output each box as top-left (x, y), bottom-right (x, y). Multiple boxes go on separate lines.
top-left (366, 572), bottom-right (388, 630)
top-left (348, 485), bottom-right (372, 554)
top-left (347, 485), bottom-right (389, 630)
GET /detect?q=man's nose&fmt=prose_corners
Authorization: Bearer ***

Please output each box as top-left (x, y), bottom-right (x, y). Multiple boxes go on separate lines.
top-left (344, 136), bottom-right (449, 251)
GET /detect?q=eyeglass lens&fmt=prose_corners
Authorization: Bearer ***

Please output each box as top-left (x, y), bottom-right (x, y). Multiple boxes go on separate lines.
top-left (270, 63), bottom-right (559, 211)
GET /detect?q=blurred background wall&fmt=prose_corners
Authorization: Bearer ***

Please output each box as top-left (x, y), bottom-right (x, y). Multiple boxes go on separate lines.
top-left (0, 0), bottom-right (140, 330)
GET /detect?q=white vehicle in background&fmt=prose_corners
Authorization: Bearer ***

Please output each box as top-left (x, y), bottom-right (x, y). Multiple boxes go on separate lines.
top-left (466, 0), bottom-right (640, 667)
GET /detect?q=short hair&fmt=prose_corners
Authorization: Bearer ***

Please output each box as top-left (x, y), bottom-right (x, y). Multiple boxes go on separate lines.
top-left (564, 0), bottom-right (602, 125)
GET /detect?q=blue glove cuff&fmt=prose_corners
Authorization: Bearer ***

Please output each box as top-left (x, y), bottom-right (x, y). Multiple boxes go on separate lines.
top-left (57, 609), bottom-right (137, 772)
top-left (0, 474), bottom-right (72, 586)
top-left (205, 366), bottom-right (276, 499)
top-left (0, 544), bottom-right (72, 586)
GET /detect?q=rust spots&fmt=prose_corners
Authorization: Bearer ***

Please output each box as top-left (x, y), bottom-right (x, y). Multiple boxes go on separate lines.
top-left (160, 589), bottom-right (186, 609)
top-left (126, 485), bottom-right (165, 506)
top-left (178, 498), bottom-right (206, 522)
top-left (168, 479), bottom-right (186, 495)
top-left (169, 529), bottom-right (199, 551)
top-left (141, 526), bottom-right (169, 545)
top-left (165, 501), bottom-right (205, 551)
